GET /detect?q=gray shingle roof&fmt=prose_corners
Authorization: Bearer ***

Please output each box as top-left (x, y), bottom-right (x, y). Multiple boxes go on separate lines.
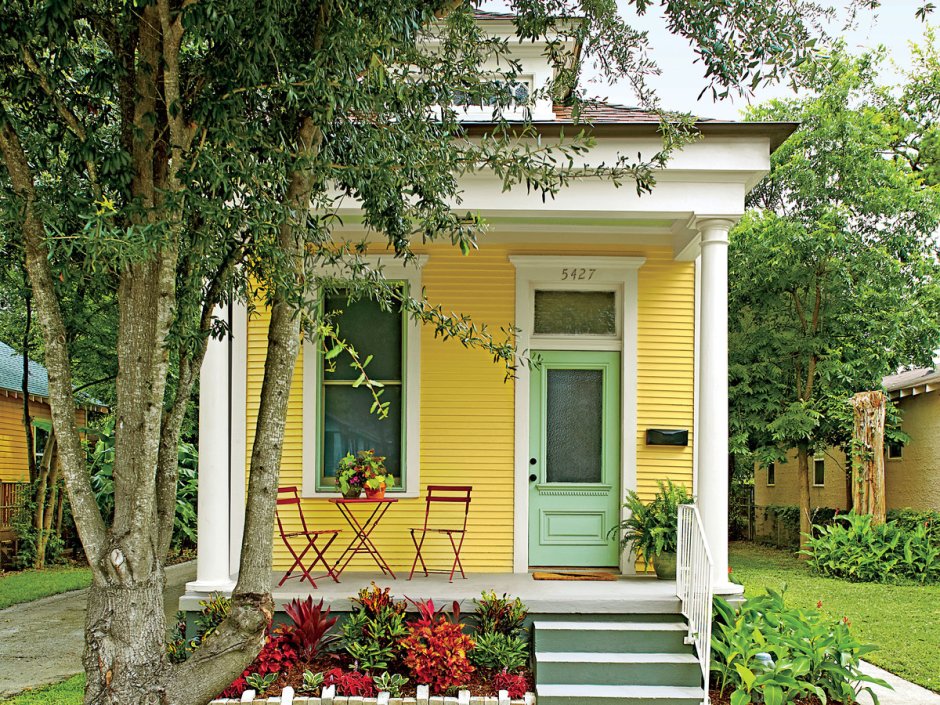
top-left (883, 365), bottom-right (940, 393)
top-left (0, 341), bottom-right (49, 397)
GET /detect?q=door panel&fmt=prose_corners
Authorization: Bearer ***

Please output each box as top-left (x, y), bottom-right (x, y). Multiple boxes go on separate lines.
top-left (528, 350), bottom-right (620, 567)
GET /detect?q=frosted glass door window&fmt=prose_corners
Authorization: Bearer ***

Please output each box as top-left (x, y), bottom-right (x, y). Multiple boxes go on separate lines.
top-left (545, 369), bottom-right (603, 483)
top-left (533, 290), bottom-right (616, 335)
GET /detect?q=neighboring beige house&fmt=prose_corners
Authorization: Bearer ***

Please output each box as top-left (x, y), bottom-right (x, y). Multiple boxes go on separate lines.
top-left (755, 364), bottom-right (940, 516)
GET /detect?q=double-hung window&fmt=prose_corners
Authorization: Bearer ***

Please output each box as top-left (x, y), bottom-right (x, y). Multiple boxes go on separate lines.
top-left (302, 257), bottom-right (425, 497)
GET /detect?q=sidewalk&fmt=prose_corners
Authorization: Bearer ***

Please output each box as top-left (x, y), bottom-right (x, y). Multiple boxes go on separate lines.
top-left (0, 560), bottom-right (195, 698)
top-left (857, 660), bottom-right (940, 705)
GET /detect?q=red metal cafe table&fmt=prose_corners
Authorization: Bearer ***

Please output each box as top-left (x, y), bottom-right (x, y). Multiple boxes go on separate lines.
top-left (329, 497), bottom-right (398, 579)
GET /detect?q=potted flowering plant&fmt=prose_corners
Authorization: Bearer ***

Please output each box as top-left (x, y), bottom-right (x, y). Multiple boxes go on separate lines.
top-left (336, 449), bottom-right (394, 498)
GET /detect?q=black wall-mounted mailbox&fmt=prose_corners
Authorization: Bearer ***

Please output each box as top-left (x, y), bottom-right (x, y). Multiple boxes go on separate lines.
top-left (646, 429), bottom-right (689, 446)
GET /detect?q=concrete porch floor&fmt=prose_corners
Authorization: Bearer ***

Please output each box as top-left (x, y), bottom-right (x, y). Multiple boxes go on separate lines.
top-left (180, 571), bottom-right (681, 615)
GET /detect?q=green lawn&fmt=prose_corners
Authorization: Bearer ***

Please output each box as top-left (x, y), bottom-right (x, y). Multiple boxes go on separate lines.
top-left (0, 675), bottom-right (83, 705)
top-left (0, 566), bottom-right (91, 610)
top-left (730, 541), bottom-right (940, 693)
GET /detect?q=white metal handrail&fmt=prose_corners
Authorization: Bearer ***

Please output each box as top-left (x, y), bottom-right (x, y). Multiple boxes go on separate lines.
top-left (676, 503), bottom-right (714, 694)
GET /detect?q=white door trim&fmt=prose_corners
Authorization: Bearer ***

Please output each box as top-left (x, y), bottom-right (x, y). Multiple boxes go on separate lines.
top-left (509, 255), bottom-right (645, 573)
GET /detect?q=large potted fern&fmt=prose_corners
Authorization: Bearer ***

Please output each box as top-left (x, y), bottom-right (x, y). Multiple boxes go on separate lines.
top-left (611, 480), bottom-right (692, 580)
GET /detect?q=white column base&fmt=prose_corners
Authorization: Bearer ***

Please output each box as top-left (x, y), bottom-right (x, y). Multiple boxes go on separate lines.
top-left (185, 578), bottom-right (236, 594)
top-left (713, 581), bottom-right (745, 596)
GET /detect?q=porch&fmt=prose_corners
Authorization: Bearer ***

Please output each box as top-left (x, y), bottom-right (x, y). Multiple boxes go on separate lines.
top-left (179, 570), bottom-right (681, 615)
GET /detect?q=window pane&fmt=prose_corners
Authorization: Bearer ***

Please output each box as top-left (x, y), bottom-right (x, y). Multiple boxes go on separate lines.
top-left (534, 290), bottom-right (616, 335)
top-left (767, 463), bottom-right (775, 485)
top-left (814, 459), bottom-right (825, 485)
top-left (545, 369), bottom-right (603, 483)
top-left (324, 290), bottom-right (402, 381)
top-left (322, 385), bottom-right (402, 480)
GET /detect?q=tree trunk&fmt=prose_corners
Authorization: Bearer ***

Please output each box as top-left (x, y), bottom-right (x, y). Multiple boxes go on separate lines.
top-left (850, 391), bottom-right (887, 524)
top-left (797, 445), bottom-right (812, 558)
top-left (83, 567), bottom-right (170, 705)
top-left (22, 290), bottom-right (37, 484)
top-left (32, 432), bottom-right (58, 569)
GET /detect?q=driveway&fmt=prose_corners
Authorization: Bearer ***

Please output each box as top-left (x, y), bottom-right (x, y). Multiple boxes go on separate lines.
top-left (0, 561), bottom-right (195, 698)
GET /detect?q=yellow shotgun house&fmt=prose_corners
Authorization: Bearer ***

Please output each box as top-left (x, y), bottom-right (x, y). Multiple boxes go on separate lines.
top-left (184, 14), bottom-right (794, 601)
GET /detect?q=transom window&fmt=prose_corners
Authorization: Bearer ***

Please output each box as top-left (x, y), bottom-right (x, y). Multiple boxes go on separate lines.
top-left (533, 290), bottom-right (617, 336)
top-left (887, 442), bottom-right (903, 460)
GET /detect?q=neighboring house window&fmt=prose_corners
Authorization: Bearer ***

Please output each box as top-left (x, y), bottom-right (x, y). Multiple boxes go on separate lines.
top-left (301, 256), bottom-right (426, 497)
top-left (767, 462), bottom-right (775, 486)
top-left (813, 456), bottom-right (825, 486)
top-left (33, 424), bottom-right (50, 467)
top-left (319, 287), bottom-right (405, 488)
top-left (887, 442), bottom-right (903, 460)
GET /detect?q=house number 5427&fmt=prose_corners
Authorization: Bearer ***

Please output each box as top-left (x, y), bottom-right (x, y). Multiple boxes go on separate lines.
top-left (561, 267), bottom-right (596, 281)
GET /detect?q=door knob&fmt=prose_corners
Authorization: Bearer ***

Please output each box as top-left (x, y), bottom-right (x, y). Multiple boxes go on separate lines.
top-left (529, 474), bottom-right (537, 482)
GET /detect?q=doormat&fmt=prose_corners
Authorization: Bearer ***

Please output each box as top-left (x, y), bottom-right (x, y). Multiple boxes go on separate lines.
top-left (532, 571), bottom-right (618, 581)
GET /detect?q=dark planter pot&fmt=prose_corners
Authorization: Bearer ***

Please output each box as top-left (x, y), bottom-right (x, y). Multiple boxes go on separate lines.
top-left (342, 487), bottom-right (363, 499)
top-left (653, 551), bottom-right (678, 580)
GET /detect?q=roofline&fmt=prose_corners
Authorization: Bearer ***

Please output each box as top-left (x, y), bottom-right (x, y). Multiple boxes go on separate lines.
top-left (462, 120), bottom-right (800, 152)
top-left (0, 386), bottom-right (109, 412)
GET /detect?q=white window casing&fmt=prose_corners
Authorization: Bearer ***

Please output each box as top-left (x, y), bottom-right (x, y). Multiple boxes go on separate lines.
top-left (302, 255), bottom-right (427, 498)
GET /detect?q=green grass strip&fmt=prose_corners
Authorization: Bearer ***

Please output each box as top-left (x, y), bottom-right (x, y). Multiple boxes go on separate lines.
top-left (731, 542), bottom-right (940, 693)
top-left (0, 675), bottom-right (84, 705)
top-left (0, 567), bottom-right (91, 610)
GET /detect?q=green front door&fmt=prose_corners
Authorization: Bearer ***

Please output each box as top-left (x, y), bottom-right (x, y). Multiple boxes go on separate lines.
top-left (528, 350), bottom-right (621, 567)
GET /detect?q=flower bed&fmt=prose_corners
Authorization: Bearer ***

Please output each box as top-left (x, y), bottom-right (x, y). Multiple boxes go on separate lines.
top-left (211, 684), bottom-right (533, 704)
top-left (174, 585), bottom-right (534, 702)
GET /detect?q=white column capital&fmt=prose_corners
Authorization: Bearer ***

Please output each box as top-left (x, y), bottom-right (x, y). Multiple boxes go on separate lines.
top-left (694, 217), bottom-right (737, 240)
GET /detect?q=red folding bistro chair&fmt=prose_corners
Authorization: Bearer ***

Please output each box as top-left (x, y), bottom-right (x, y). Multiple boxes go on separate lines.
top-left (276, 486), bottom-right (341, 587)
top-left (408, 485), bottom-right (472, 582)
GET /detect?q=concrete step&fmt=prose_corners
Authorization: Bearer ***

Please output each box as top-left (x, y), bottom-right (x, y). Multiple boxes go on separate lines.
top-left (536, 683), bottom-right (706, 705)
top-left (533, 619), bottom-right (689, 653)
top-left (535, 651), bottom-right (702, 687)
top-left (530, 611), bottom-right (683, 623)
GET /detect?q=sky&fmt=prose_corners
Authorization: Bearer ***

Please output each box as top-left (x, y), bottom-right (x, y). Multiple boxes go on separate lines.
top-left (487, 0), bottom-right (934, 120)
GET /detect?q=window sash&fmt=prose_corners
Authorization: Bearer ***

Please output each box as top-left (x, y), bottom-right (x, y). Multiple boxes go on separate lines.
top-left (813, 458), bottom-right (825, 486)
top-left (316, 284), bottom-right (408, 491)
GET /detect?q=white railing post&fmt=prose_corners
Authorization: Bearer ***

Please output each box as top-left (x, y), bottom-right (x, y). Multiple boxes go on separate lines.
top-left (676, 504), bottom-right (714, 700)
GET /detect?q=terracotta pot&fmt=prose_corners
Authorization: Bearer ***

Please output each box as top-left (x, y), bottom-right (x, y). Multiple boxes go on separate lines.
top-left (364, 484), bottom-right (386, 499)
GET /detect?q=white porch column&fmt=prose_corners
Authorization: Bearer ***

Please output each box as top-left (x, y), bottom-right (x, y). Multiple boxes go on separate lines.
top-left (695, 219), bottom-right (741, 594)
top-left (186, 303), bottom-right (235, 593)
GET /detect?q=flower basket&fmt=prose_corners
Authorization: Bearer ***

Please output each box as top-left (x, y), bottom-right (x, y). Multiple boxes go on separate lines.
top-left (336, 450), bottom-right (394, 499)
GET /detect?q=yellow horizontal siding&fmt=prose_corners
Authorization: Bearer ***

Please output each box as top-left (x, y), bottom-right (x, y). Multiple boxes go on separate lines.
top-left (0, 395), bottom-right (53, 482)
top-left (246, 242), bottom-right (695, 573)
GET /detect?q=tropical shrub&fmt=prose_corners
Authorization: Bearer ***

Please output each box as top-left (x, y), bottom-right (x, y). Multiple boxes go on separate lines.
top-left (342, 583), bottom-right (408, 671)
top-left (492, 670), bottom-right (529, 699)
top-left (373, 671), bottom-right (408, 696)
top-left (278, 596), bottom-right (339, 661)
top-left (469, 632), bottom-right (529, 671)
top-left (711, 591), bottom-right (887, 705)
top-left (89, 418), bottom-right (198, 553)
top-left (472, 591), bottom-right (528, 637)
top-left (323, 667), bottom-right (376, 697)
top-left (401, 598), bottom-right (475, 694)
top-left (804, 511), bottom-right (940, 583)
top-left (887, 508), bottom-right (940, 544)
